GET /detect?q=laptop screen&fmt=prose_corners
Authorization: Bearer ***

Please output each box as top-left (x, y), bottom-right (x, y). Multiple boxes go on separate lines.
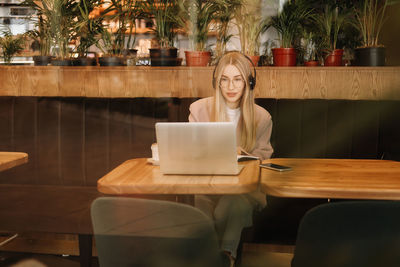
top-left (155, 122), bottom-right (240, 175)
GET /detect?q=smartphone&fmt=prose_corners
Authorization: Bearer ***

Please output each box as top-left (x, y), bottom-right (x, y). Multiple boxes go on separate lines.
top-left (260, 163), bottom-right (292, 172)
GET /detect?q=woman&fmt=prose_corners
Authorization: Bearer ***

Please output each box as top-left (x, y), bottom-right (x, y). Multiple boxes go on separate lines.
top-left (188, 51), bottom-right (273, 265)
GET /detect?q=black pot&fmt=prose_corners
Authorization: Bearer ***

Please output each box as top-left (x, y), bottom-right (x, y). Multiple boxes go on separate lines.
top-left (33, 56), bottom-right (52, 66)
top-left (354, 47), bottom-right (385, 66)
top-left (150, 58), bottom-right (180, 66)
top-left (51, 59), bottom-right (74, 66)
top-left (98, 56), bottom-right (125, 66)
top-left (149, 48), bottom-right (178, 66)
top-left (73, 57), bottom-right (97, 66)
top-left (149, 48), bottom-right (178, 58)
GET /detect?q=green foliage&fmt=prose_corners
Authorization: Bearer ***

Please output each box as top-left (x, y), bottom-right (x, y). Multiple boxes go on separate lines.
top-left (141, 0), bottom-right (181, 49)
top-left (213, 0), bottom-right (241, 60)
top-left (353, 0), bottom-right (400, 47)
top-left (75, 0), bottom-right (103, 57)
top-left (23, 0), bottom-right (79, 59)
top-left (266, 0), bottom-right (313, 48)
top-left (234, 0), bottom-right (269, 56)
top-left (25, 14), bottom-right (52, 56)
top-left (179, 0), bottom-right (226, 51)
top-left (0, 30), bottom-right (25, 65)
top-left (101, 0), bottom-right (145, 55)
top-left (314, 5), bottom-right (348, 51)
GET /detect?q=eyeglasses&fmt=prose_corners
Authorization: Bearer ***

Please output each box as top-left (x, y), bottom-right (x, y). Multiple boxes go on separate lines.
top-left (219, 76), bottom-right (244, 88)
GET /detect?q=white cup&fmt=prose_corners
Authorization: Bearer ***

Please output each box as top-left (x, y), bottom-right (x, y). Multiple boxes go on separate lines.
top-left (151, 143), bottom-right (159, 162)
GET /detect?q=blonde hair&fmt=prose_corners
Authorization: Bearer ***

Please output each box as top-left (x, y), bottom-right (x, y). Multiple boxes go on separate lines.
top-left (212, 52), bottom-right (256, 152)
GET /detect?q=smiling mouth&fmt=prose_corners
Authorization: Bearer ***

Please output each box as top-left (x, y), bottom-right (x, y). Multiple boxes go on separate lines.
top-left (227, 93), bottom-right (237, 97)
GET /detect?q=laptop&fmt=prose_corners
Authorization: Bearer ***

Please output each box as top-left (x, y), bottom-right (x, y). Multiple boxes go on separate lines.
top-left (155, 122), bottom-right (244, 175)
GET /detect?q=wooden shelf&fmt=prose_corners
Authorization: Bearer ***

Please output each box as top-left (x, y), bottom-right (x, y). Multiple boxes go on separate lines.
top-left (0, 66), bottom-right (399, 100)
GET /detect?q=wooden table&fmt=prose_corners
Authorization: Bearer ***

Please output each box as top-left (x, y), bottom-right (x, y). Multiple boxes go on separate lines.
top-left (260, 158), bottom-right (400, 200)
top-left (0, 152), bottom-right (28, 172)
top-left (98, 158), bottom-right (260, 195)
top-left (0, 152), bottom-right (28, 250)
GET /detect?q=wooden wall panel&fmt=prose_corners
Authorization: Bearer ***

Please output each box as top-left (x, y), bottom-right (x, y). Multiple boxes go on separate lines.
top-left (109, 100), bottom-right (132, 170)
top-left (300, 101), bottom-right (328, 158)
top-left (60, 99), bottom-right (85, 186)
top-left (19, 67), bottom-right (59, 96)
top-left (273, 100), bottom-right (303, 158)
top-left (351, 101), bottom-right (380, 159)
top-left (379, 101), bottom-right (400, 161)
top-left (326, 101), bottom-right (354, 158)
top-left (1, 66), bottom-right (399, 100)
top-left (1, 98), bottom-right (37, 184)
top-left (84, 99), bottom-right (109, 186)
top-left (0, 97), bottom-right (13, 151)
top-left (130, 98), bottom-right (156, 159)
top-left (59, 69), bottom-right (86, 97)
top-left (37, 98), bottom-right (61, 185)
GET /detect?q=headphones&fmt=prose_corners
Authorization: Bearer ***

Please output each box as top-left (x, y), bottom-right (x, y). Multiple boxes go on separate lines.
top-left (212, 52), bottom-right (257, 90)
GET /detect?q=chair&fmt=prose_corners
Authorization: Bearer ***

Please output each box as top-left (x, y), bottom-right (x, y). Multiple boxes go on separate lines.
top-left (291, 201), bottom-right (400, 267)
top-left (91, 197), bottom-right (229, 267)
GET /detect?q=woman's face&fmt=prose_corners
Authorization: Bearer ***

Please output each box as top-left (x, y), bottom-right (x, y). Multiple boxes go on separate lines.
top-left (219, 64), bottom-right (245, 109)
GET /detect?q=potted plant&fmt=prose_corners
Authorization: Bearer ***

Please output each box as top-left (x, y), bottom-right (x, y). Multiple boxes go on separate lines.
top-left (141, 0), bottom-right (181, 66)
top-left (179, 0), bottom-right (223, 66)
top-left (47, 0), bottom-right (78, 66)
top-left (212, 0), bottom-right (241, 64)
top-left (266, 0), bottom-right (312, 66)
top-left (96, 28), bottom-right (126, 66)
top-left (302, 31), bottom-right (319, 66)
top-left (314, 5), bottom-right (347, 66)
top-left (353, 0), bottom-right (398, 66)
top-left (234, 0), bottom-right (269, 66)
top-left (101, 0), bottom-right (143, 66)
top-left (23, 0), bottom-right (53, 65)
top-left (73, 0), bottom-right (103, 66)
top-left (0, 30), bottom-right (25, 65)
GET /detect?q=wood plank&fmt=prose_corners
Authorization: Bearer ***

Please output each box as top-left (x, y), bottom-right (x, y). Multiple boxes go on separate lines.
top-left (0, 152), bottom-right (28, 172)
top-left (97, 158), bottom-right (260, 195)
top-left (260, 158), bottom-right (400, 200)
top-left (0, 232), bottom-right (97, 256)
top-left (1, 66), bottom-right (399, 100)
top-left (37, 98), bottom-right (61, 185)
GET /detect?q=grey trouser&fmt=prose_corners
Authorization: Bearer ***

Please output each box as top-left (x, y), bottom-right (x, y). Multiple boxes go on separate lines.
top-left (194, 194), bottom-right (254, 258)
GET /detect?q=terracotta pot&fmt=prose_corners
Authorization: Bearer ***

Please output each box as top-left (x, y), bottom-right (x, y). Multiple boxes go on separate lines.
top-left (304, 60), bottom-right (319, 67)
top-left (185, 51), bottom-right (211, 66)
top-left (272, 48), bottom-right (296, 66)
top-left (324, 49), bottom-right (344, 66)
top-left (247, 55), bottom-right (260, 66)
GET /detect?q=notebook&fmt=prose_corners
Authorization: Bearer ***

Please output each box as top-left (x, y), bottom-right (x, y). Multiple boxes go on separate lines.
top-left (155, 122), bottom-right (244, 175)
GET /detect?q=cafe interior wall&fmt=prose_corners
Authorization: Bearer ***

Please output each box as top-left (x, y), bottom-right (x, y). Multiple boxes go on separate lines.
top-left (381, 4), bottom-right (400, 66)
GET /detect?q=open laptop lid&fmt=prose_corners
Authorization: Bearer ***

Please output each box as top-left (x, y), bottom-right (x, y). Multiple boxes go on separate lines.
top-left (155, 122), bottom-right (241, 175)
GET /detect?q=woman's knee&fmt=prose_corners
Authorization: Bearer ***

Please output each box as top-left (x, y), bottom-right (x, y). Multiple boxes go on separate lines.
top-left (215, 195), bottom-right (252, 219)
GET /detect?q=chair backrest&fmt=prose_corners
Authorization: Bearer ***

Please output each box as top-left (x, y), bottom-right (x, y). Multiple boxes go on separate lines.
top-left (291, 201), bottom-right (400, 267)
top-left (91, 197), bottom-right (226, 267)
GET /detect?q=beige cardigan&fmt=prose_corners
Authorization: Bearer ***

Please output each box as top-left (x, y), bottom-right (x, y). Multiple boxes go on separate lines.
top-left (188, 97), bottom-right (274, 208)
top-left (188, 97), bottom-right (274, 160)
